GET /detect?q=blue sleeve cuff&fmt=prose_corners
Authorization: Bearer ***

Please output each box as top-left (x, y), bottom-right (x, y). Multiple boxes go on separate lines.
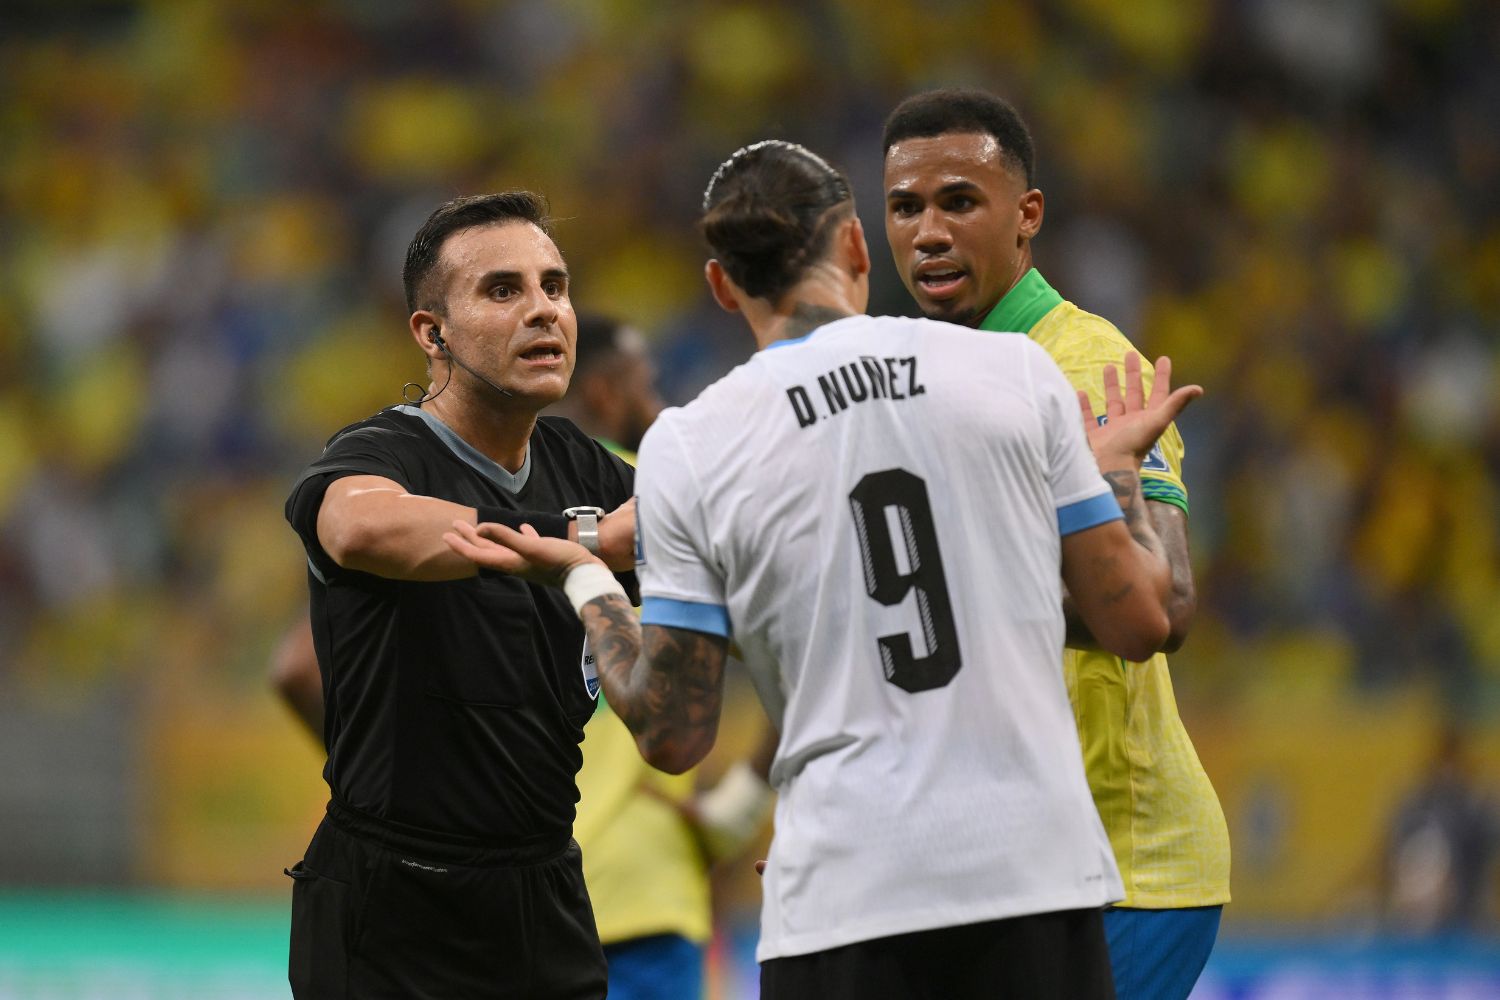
top-left (1057, 492), bottom-right (1124, 536)
top-left (640, 596), bottom-right (732, 638)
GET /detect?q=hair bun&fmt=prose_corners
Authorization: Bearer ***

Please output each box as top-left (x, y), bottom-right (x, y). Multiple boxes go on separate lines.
top-left (703, 191), bottom-right (804, 260)
top-left (699, 140), bottom-right (854, 300)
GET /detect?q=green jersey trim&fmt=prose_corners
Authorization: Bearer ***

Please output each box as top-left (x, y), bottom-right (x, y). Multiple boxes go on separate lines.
top-left (1142, 479), bottom-right (1189, 516)
top-left (979, 268), bottom-right (1064, 334)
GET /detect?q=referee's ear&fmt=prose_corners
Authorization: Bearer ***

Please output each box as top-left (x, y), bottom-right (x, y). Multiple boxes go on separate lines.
top-left (704, 259), bottom-right (744, 314)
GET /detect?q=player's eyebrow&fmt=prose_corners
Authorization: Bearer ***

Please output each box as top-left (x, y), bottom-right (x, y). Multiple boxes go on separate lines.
top-left (886, 179), bottom-right (982, 200)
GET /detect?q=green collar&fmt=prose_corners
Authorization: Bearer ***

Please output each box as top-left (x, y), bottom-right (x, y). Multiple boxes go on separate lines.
top-left (978, 268), bottom-right (1063, 334)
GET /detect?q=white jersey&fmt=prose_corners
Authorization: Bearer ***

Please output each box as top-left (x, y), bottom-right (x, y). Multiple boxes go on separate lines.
top-left (635, 314), bottom-right (1125, 960)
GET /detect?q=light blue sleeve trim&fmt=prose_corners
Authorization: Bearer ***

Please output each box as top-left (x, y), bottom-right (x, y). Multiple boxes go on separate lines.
top-left (640, 596), bottom-right (732, 637)
top-left (1057, 492), bottom-right (1124, 536)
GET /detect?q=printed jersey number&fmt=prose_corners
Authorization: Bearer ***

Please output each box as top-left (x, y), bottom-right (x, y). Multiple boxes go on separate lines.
top-left (848, 468), bottom-right (962, 693)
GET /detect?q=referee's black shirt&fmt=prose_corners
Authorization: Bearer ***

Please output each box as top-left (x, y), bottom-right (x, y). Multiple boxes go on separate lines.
top-left (286, 405), bottom-right (635, 848)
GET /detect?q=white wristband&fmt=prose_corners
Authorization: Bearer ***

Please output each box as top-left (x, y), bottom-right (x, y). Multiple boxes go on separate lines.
top-left (695, 761), bottom-right (775, 860)
top-left (563, 562), bottom-right (627, 615)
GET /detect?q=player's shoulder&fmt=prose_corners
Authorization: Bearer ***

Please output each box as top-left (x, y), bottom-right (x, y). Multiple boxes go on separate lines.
top-left (1033, 300), bottom-right (1139, 366)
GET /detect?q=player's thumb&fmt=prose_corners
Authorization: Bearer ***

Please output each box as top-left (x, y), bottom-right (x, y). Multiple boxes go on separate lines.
top-left (1157, 384), bottom-right (1205, 424)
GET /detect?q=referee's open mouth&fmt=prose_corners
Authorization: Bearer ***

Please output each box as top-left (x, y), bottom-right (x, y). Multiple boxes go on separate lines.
top-left (518, 339), bottom-right (567, 367)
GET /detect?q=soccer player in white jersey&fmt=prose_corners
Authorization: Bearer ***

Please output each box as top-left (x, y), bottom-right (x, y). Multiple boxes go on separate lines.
top-left (444, 141), bottom-right (1203, 999)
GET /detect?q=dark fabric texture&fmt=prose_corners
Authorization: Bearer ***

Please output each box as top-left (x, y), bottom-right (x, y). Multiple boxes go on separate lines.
top-left (288, 809), bottom-right (607, 999)
top-left (759, 908), bottom-right (1117, 1000)
top-left (284, 408), bottom-right (634, 845)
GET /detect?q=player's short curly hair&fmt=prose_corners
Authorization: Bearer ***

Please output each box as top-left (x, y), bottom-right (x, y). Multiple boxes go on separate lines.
top-left (402, 191), bottom-right (552, 314)
top-left (699, 140), bottom-right (854, 302)
top-left (882, 89), bottom-right (1037, 189)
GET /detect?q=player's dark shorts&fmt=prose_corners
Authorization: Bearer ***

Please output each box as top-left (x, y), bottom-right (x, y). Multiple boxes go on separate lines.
top-left (286, 799), bottom-right (606, 1000)
top-left (759, 907), bottom-right (1116, 1000)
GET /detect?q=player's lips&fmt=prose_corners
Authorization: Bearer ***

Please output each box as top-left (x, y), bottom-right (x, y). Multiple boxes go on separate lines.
top-left (913, 260), bottom-right (967, 300)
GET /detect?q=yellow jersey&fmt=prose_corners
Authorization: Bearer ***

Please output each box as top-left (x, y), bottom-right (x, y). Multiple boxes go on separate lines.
top-left (572, 440), bottom-right (712, 945)
top-left (981, 269), bottom-right (1231, 908)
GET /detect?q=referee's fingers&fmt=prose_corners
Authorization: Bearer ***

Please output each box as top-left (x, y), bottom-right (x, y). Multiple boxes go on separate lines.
top-left (471, 521), bottom-right (522, 543)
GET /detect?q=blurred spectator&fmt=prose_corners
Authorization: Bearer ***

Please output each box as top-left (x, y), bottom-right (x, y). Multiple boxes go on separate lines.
top-left (1380, 724), bottom-right (1500, 935)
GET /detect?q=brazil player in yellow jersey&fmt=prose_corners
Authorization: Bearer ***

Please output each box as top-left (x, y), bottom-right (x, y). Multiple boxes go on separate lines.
top-left (880, 88), bottom-right (1231, 1000)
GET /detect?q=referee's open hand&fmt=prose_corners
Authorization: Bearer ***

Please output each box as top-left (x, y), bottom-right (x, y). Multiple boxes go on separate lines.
top-left (445, 520), bottom-right (600, 587)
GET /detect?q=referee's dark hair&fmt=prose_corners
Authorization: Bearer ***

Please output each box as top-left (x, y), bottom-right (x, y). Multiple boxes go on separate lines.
top-left (700, 140), bottom-right (854, 302)
top-left (882, 89), bottom-right (1037, 189)
top-left (403, 191), bottom-right (552, 314)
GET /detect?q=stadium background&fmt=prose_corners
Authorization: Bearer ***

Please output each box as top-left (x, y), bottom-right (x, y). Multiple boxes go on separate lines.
top-left (2, 0), bottom-right (1498, 996)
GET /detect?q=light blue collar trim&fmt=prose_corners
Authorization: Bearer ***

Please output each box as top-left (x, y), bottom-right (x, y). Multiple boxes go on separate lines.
top-left (394, 404), bottom-right (531, 493)
top-left (764, 314), bottom-right (863, 350)
top-left (765, 332), bottom-right (814, 350)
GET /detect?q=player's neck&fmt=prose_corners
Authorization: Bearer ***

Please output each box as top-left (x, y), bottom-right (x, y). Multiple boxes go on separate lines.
top-left (968, 250), bottom-right (1037, 330)
top-left (422, 383), bottom-right (537, 473)
top-left (750, 284), bottom-right (862, 351)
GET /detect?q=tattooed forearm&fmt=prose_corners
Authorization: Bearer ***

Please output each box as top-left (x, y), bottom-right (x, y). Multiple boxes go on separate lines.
top-left (580, 595), bottom-right (729, 773)
top-left (1102, 470), bottom-right (1163, 557)
top-left (581, 592), bottom-right (642, 693)
top-left (1151, 503), bottom-right (1197, 652)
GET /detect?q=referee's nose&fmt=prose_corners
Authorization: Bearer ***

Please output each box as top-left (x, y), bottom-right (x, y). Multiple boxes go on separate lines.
top-left (523, 285), bottom-right (561, 329)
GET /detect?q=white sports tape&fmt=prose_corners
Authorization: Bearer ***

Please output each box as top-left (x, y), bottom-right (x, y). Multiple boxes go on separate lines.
top-left (563, 562), bottom-right (627, 616)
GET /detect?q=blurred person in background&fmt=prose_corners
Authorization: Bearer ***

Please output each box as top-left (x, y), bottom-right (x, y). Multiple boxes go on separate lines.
top-left (548, 314), bottom-right (665, 457)
top-left (881, 89), bottom-right (1230, 1000)
top-left (282, 192), bottom-right (639, 999)
top-left (274, 309), bottom-right (774, 999)
top-left (446, 139), bottom-right (1202, 1000)
top-left (1381, 723), bottom-right (1500, 935)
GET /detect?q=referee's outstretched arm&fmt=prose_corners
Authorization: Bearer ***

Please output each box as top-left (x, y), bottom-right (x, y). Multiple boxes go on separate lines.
top-left (317, 473), bottom-right (636, 581)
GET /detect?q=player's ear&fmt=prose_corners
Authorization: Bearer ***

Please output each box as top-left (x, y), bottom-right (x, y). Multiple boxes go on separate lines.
top-left (1018, 188), bottom-right (1044, 242)
top-left (844, 215), bottom-right (871, 280)
top-left (705, 260), bottom-right (743, 314)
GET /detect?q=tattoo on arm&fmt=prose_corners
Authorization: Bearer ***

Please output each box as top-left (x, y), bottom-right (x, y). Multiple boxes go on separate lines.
top-left (1102, 470), bottom-right (1163, 557)
top-left (581, 594), bottom-right (729, 769)
top-left (1150, 502), bottom-right (1197, 650)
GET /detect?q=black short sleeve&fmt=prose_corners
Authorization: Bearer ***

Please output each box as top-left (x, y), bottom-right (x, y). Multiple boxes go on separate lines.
top-left (285, 423), bottom-right (420, 580)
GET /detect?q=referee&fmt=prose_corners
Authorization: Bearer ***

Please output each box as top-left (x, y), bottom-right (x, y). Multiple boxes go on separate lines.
top-left (283, 192), bottom-right (635, 999)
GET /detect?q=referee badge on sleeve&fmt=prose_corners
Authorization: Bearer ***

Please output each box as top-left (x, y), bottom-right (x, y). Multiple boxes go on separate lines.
top-left (581, 639), bottom-right (600, 699)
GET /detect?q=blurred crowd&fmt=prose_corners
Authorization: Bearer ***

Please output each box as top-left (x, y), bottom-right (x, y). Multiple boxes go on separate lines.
top-left (2, 1), bottom-right (1498, 738)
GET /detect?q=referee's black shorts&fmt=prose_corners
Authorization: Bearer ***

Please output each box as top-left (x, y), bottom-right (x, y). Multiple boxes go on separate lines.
top-left (286, 800), bottom-right (606, 1000)
top-left (760, 907), bottom-right (1116, 1000)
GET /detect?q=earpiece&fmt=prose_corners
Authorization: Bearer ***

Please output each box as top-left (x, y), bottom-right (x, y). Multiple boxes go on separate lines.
top-left (421, 326), bottom-right (513, 399)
